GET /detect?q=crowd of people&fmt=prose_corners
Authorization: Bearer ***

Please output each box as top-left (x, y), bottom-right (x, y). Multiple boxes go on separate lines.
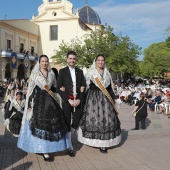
top-left (115, 81), bottom-right (170, 130)
top-left (1, 51), bottom-right (122, 162)
top-left (2, 51), bottom-right (170, 162)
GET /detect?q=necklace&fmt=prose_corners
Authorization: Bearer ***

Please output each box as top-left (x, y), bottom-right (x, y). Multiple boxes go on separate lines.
top-left (17, 100), bottom-right (21, 105)
top-left (97, 69), bottom-right (104, 81)
top-left (40, 69), bottom-right (48, 79)
top-left (97, 68), bottom-right (103, 74)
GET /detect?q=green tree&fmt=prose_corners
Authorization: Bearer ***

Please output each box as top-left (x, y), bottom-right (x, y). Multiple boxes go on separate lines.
top-left (106, 36), bottom-right (141, 75)
top-left (52, 24), bottom-right (141, 76)
top-left (141, 42), bottom-right (170, 78)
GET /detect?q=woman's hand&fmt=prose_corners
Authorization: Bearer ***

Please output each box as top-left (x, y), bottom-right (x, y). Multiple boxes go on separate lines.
top-left (60, 86), bottom-right (65, 92)
top-left (28, 108), bottom-right (32, 113)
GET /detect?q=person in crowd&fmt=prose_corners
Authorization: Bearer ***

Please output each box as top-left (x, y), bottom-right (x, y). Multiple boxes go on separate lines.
top-left (148, 91), bottom-right (162, 111)
top-left (120, 87), bottom-right (127, 102)
top-left (132, 93), bottom-right (148, 130)
top-left (124, 88), bottom-right (131, 103)
top-left (120, 87), bottom-right (130, 102)
top-left (133, 88), bottom-right (141, 100)
top-left (17, 55), bottom-right (71, 162)
top-left (22, 84), bottom-right (28, 100)
top-left (20, 78), bottom-right (26, 90)
top-left (51, 68), bottom-right (58, 80)
top-left (77, 54), bottom-right (121, 154)
top-left (126, 89), bottom-right (135, 105)
top-left (2, 89), bottom-right (15, 123)
top-left (145, 88), bottom-right (152, 101)
top-left (4, 91), bottom-right (25, 136)
top-left (57, 51), bottom-right (86, 157)
top-left (158, 91), bottom-right (169, 114)
top-left (127, 88), bottom-right (141, 105)
top-left (51, 67), bottom-right (62, 107)
top-left (13, 80), bottom-right (22, 91)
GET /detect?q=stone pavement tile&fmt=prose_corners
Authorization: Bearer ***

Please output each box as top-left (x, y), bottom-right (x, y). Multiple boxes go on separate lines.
top-left (53, 153), bottom-right (69, 169)
top-left (124, 165), bottom-right (152, 170)
top-left (120, 134), bottom-right (170, 168)
top-left (152, 124), bottom-right (163, 128)
top-left (151, 112), bottom-right (160, 119)
top-left (147, 163), bottom-right (170, 170)
top-left (67, 146), bottom-right (97, 169)
top-left (62, 158), bottom-right (82, 169)
top-left (1, 101), bottom-right (170, 169)
top-left (73, 142), bottom-right (121, 169)
top-left (29, 154), bottom-right (41, 170)
top-left (112, 156), bottom-right (143, 169)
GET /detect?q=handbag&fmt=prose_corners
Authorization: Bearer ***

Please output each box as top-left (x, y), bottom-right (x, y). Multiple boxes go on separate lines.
top-left (132, 101), bottom-right (145, 117)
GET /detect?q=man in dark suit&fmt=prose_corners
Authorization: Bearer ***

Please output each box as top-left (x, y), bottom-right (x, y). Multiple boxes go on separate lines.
top-left (57, 51), bottom-right (86, 157)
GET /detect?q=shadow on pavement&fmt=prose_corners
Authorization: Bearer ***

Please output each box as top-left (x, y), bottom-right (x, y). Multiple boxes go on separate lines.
top-left (109, 129), bottom-right (128, 150)
top-left (0, 129), bottom-right (28, 170)
top-left (119, 129), bottom-right (128, 146)
top-left (145, 118), bottom-right (151, 129)
top-left (9, 162), bottom-right (32, 170)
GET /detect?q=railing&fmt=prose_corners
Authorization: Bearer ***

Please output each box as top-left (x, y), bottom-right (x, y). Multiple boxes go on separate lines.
top-left (1, 50), bottom-right (38, 61)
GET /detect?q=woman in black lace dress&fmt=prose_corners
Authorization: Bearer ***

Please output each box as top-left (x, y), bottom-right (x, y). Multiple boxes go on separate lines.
top-left (18, 55), bottom-right (71, 162)
top-left (2, 88), bottom-right (15, 123)
top-left (78, 54), bottom-right (121, 153)
top-left (5, 91), bottom-right (25, 137)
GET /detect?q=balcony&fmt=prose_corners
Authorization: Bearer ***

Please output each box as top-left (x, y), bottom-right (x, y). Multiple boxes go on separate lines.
top-left (1, 50), bottom-right (38, 61)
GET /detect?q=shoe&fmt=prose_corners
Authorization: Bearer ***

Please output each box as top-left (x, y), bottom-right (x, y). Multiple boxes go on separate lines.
top-left (43, 155), bottom-right (54, 162)
top-left (99, 148), bottom-right (108, 154)
top-left (68, 150), bottom-right (76, 157)
top-left (168, 116), bottom-right (170, 118)
top-left (131, 128), bottom-right (139, 130)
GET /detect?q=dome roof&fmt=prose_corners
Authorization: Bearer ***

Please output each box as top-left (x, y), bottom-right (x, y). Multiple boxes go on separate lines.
top-left (79, 5), bottom-right (101, 25)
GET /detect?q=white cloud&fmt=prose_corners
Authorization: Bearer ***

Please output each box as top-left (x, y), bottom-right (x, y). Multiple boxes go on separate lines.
top-left (92, 0), bottom-right (170, 53)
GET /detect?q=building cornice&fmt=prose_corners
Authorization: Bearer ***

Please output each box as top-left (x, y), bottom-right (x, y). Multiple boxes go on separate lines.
top-left (33, 17), bottom-right (79, 23)
top-left (0, 21), bottom-right (39, 40)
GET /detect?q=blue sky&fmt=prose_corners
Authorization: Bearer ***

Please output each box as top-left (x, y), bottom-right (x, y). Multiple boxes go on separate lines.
top-left (0, 0), bottom-right (170, 60)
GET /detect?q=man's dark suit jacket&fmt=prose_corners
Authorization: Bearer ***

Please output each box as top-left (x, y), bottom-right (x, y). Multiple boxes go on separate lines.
top-left (57, 66), bottom-right (86, 102)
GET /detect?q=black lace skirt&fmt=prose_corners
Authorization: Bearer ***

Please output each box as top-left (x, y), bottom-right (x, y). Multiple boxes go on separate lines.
top-left (4, 100), bottom-right (11, 120)
top-left (80, 88), bottom-right (121, 140)
top-left (9, 111), bottom-right (23, 135)
top-left (30, 90), bottom-right (68, 142)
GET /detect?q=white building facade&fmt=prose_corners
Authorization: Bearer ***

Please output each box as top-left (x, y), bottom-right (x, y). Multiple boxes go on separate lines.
top-left (0, 0), bottom-right (102, 81)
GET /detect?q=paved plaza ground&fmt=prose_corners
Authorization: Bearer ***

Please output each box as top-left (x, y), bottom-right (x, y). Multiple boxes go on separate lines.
top-left (0, 97), bottom-right (170, 170)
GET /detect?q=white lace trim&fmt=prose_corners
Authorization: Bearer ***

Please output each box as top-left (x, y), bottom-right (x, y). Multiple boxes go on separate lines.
top-left (21, 60), bottom-right (56, 133)
top-left (77, 127), bottom-right (121, 147)
top-left (85, 58), bottom-right (114, 91)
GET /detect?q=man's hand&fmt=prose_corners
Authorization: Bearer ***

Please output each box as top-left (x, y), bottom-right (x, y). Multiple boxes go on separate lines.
top-left (68, 99), bottom-right (75, 107)
top-left (68, 99), bottom-right (81, 107)
top-left (74, 99), bottom-right (80, 107)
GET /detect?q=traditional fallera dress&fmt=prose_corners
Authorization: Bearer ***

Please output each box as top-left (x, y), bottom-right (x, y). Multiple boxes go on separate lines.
top-left (5, 98), bottom-right (25, 137)
top-left (2, 94), bottom-right (14, 124)
top-left (17, 62), bottom-right (71, 153)
top-left (77, 60), bottom-right (121, 148)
